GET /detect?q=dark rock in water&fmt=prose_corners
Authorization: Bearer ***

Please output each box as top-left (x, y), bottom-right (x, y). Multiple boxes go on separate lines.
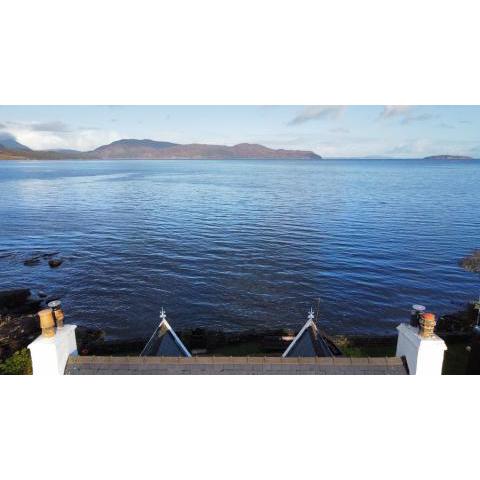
top-left (24, 257), bottom-right (41, 266)
top-left (460, 250), bottom-right (480, 274)
top-left (75, 326), bottom-right (105, 354)
top-left (41, 252), bottom-right (59, 259)
top-left (437, 302), bottom-right (479, 334)
top-left (12, 299), bottom-right (42, 315)
top-left (38, 291), bottom-right (47, 298)
top-left (22, 252), bottom-right (61, 267)
top-left (0, 289), bottom-right (41, 317)
top-left (48, 258), bottom-right (63, 268)
top-left (0, 289), bottom-right (31, 310)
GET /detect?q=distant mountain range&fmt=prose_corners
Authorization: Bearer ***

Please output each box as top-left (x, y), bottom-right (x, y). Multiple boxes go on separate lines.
top-left (1, 136), bottom-right (476, 161)
top-left (0, 135), bottom-right (32, 152)
top-left (423, 155), bottom-right (473, 160)
top-left (0, 137), bottom-right (321, 160)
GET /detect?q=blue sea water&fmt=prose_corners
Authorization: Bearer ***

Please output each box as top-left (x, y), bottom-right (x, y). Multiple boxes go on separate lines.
top-left (0, 158), bottom-right (479, 338)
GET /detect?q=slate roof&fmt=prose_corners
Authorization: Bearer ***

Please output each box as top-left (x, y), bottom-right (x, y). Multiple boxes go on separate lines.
top-left (283, 318), bottom-right (334, 357)
top-left (140, 318), bottom-right (191, 357)
top-left (65, 355), bottom-right (408, 375)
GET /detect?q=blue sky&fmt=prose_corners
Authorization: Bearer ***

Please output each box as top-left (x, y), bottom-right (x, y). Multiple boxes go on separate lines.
top-left (0, 105), bottom-right (479, 157)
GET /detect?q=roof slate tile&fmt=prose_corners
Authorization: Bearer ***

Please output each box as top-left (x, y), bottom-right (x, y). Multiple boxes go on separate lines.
top-left (65, 356), bottom-right (408, 375)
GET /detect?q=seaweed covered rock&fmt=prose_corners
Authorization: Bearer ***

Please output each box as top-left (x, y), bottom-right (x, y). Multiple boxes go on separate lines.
top-left (0, 289), bottom-right (31, 310)
top-left (0, 289), bottom-right (43, 360)
top-left (437, 301), bottom-right (480, 334)
top-left (48, 258), bottom-right (63, 268)
top-left (23, 257), bottom-right (41, 266)
top-left (75, 326), bottom-right (105, 354)
top-left (460, 250), bottom-right (480, 273)
top-left (0, 289), bottom-right (42, 316)
top-left (0, 313), bottom-right (40, 361)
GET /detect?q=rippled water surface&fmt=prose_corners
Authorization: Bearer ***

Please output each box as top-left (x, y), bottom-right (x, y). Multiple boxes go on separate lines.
top-left (1, 159), bottom-right (479, 338)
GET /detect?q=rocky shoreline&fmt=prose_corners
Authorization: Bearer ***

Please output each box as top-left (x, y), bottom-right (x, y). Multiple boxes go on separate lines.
top-left (1, 287), bottom-right (478, 363)
top-left (0, 289), bottom-right (102, 361)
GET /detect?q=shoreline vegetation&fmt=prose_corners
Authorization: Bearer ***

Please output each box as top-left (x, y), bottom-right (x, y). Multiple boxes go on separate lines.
top-left (1, 286), bottom-right (477, 374)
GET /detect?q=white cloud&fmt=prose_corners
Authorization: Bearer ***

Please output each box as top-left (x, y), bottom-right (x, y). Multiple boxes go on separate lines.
top-left (385, 138), bottom-right (477, 157)
top-left (250, 131), bottom-right (477, 158)
top-left (288, 106), bottom-right (345, 125)
top-left (386, 138), bottom-right (432, 156)
top-left (402, 113), bottom-right (436, 124)
top-left (330, 127), bottom-right (350, 134)
top-left (379, 106), bottom-right (439, 126)
top-left (378, 105), bottom-right (411, 120)
top-left (29, 121), bottom-right (72, 132)
top-left (0, 121), bottom-right (121, 151)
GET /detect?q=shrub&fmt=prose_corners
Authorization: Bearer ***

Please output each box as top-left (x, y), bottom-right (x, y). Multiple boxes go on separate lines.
top-left (0, 348), bottom-right (33, 375)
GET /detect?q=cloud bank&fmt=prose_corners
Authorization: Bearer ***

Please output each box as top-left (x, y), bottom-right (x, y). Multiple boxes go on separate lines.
top-left (378, 105), bottom-right (411, 120)
top-left (0, 121), bottom-right (120, 151)
top-left (288, 106), bottom-right (345, 125)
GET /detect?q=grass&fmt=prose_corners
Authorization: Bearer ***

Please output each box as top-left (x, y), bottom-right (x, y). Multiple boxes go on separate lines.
top-left (442, 341), bottom-right (470, 375)
top-left (0, 335), bottom-right (471, 375)
top-left (340, 344), bottom-right (396, 358)
top-left (339, 337), bottom-right (470, 374)
top-left (208, 341), bottom-right (271, 356)
top-left (0, 349), bottom-right (32, 375)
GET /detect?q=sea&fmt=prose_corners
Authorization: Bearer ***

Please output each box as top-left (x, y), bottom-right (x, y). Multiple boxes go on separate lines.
top-left (1, 158), bottom-right (479, 338)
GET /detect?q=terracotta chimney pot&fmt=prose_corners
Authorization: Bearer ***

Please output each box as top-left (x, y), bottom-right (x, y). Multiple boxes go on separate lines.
top-left (38, 308), bottom-right (55, 338)
top-left (419, 312), bottom-right (436, 338)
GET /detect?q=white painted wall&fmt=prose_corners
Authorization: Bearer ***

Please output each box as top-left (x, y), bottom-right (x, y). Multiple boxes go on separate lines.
top-left (396, 323), bottom-right (447, 375)
top-left (28, 325), bottom-right (78, 375)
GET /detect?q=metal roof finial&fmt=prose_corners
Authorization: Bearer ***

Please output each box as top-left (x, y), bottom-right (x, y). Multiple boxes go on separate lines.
top-left (308, 307), bottom-right (315, 321)
top-left (160, 307), bottom-right (166, 322)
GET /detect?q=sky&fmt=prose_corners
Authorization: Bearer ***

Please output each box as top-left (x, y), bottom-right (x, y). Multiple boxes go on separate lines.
top-left (0, 105), bottom-right (479, 157)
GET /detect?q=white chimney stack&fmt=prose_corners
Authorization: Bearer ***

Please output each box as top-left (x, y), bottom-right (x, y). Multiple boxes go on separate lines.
top-left (28, 307), bottom-right (78, 375)
top-left (396, 312), bottom-right (447, 375)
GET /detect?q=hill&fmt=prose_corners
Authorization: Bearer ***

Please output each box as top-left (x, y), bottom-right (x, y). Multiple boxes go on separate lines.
top-left (0, 137), bottom-right (322, 160)
top-left (91, 139), bottom-right (180, 158)
top-left (423, 155), bottom-right (473, 160)
top-left (0, 133), bottom-right (31, 151)
top-left (90, 140), bottom-right (321, 160)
